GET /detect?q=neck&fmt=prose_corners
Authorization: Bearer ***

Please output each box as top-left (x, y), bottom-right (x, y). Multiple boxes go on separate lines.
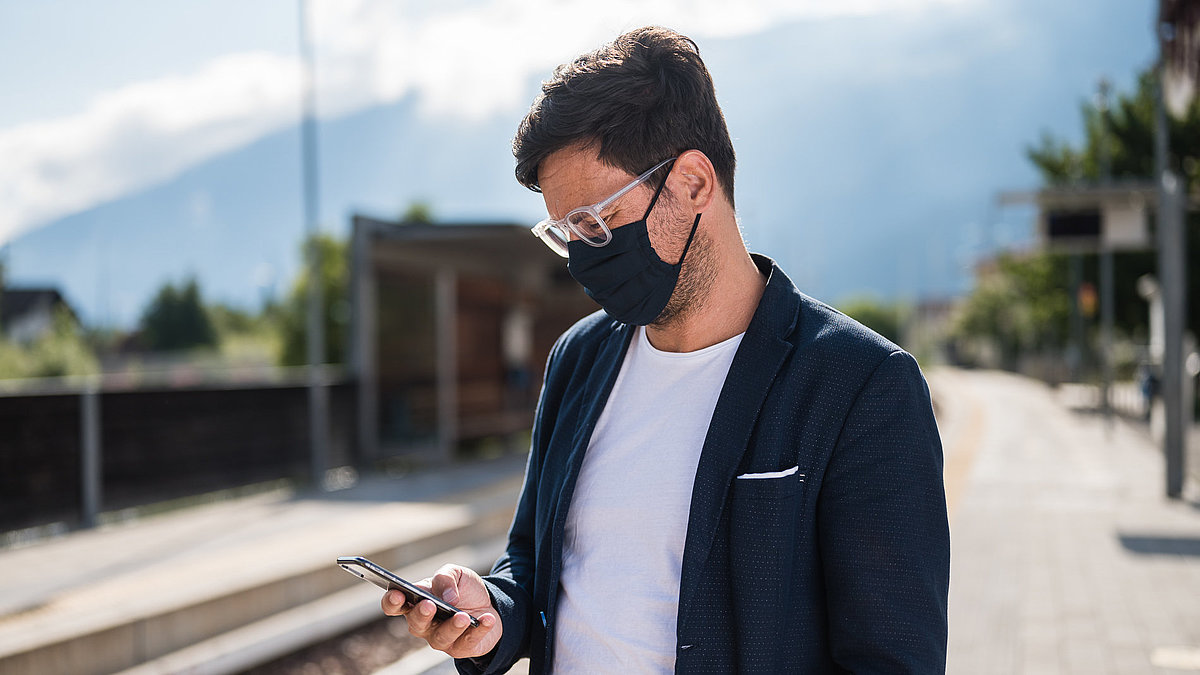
top-left (644, 207), bottom-right (765, 353)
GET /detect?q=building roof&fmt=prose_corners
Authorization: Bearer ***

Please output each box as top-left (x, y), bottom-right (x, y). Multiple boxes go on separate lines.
top-left (352, 217), bottom-right (569, 279)
top-left (0, 288), bottom-right (77, 327)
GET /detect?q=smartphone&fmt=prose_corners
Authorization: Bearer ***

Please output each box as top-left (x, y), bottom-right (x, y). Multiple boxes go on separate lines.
top-left (336, 555), bottom-right (480, 628)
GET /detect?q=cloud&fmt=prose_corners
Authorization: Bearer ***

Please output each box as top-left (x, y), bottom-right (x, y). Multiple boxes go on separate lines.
top-left (310, 0), bottom-right (978, 119)
top-left (0, 51), bottom-right (300, 243)
top-left (0, 0), bottom-right (977, 244)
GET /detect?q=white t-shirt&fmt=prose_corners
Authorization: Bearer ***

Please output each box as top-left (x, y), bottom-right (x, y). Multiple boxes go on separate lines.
top-left (553, 325), bottom-right (744, 673)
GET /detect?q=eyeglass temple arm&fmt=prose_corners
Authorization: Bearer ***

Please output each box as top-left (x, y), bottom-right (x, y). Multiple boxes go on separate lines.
top-left (592, 157), bottom-right (676, 213)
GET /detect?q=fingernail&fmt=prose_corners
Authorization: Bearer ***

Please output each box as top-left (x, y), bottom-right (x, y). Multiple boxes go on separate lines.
top-left (420, 602), bottom-right (433, 616)
top-left (454, 613), bottom-right (469, 628)
top-left (442, 588), bottom-right (457, 603)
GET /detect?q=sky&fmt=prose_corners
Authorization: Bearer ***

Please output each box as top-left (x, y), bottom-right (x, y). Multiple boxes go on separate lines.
top-left (0, 0), bottom-right (995, 246)
top-left (0, 0), bottom-right (1160, 326)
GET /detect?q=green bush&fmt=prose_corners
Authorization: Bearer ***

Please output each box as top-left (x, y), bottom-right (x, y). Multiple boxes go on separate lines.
top-left (279, 233), bottom-right (349, 367)
top-left (838, 296), bottom-right (906, 346)
top-left (0, 308), bottom-right (98, 379)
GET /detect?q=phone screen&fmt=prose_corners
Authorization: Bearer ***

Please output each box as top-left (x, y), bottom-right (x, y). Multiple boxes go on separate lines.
top-left (336, 556), bottom-right (480, 628)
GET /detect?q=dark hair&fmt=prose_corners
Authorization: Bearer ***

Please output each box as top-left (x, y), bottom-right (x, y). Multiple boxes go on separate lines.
top-left (513, 26), bottom-right (736, 206)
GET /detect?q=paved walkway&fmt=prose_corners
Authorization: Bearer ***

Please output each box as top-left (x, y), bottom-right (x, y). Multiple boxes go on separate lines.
top-left (0, 453), bottom-right (527, 675)
top-left (389, 368), bottom-right (1200, 675)
top-left (931, 368), bottom-right (1200, 675)
top-left (3, 368), bottom-right (1198, 674)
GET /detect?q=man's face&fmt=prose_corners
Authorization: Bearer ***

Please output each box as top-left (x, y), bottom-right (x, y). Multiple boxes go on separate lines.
top-left (539, 145), bottom-right (690, 265)
top-left (538, 145), bottom-right (716, 326)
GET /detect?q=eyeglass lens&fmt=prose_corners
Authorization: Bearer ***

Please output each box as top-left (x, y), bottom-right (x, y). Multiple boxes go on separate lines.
top-left (566, 211), bottom-right (608, 245)
top-left (542, 223), bottom-right (570, 255)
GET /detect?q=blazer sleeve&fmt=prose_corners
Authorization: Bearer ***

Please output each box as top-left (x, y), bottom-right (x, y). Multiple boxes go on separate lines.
top-left (455, 335), bottom-right (565, 675)
top-left (817, 350), bottom-right (950, 673)
top-left (453, 458), bottom-right (538, 675)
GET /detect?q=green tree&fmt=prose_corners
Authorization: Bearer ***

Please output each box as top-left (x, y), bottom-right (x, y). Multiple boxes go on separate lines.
top-left (279, 233), bottom-right (350, 366)
top-left (0, 307), bottom-right (98, 379)
top-left (838, 296), bottom-right (905, 346)
top-left (957, 67), bottom-right (1200, 366)
top-left (139, 277), bottom-right (218, 352)
top-left (399, 200), bottom-right (434, 225)
top-left (953, 252), bottom-right (1071, 367)
top-left (1027, 71), bottom-right (1199, 188)
top-left (1024, 68), bottom-right (1200, 340)
top-left (208, 303), bottom-right (258, 336)
top-left (0, 250), bottom-right (7, 334)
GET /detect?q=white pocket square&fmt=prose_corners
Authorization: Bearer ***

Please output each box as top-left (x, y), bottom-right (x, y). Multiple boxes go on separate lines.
top-left (736, 465), bottom-right (801, 480)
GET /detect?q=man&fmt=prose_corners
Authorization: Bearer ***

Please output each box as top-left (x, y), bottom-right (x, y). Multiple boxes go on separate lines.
top-left (383, 26), bottom-right (950, 673)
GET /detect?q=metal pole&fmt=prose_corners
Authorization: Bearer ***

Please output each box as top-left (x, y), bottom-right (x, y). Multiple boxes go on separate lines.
top-left (81, 381), bottom-right (101, 529)
top-left (1155, 55), bottom-right (1187, 498)
top-left (435, 268), bottom-right (458, 462)
top-left (352, 218), bottom-right (379, 465)
top-left (1069, 254), bottom-right (1084, 382)
top-left (1098, 79), bottom-right (1114, 428)
top-left (299, 0), bottom-right (329, 486)
top-left (1100, 248), bottom-right (1114, 425)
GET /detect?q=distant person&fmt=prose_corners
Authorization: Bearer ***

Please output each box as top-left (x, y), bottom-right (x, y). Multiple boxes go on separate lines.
top-left (383, 26), bottom-right (950, 673)
top-left (1138, 361), bottom-right (1159, 422)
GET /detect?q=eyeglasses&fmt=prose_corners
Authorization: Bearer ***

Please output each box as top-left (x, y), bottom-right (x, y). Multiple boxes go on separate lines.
top-left (531, 157), bottom-right (676, 257)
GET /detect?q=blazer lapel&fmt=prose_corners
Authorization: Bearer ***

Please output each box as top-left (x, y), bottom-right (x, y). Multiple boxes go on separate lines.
top-left (546, 319), bottom-right (634, 647)
top-left (568, 322), bottom-right (634, 456)
top-left (676, 255), bottom-right (800, 634)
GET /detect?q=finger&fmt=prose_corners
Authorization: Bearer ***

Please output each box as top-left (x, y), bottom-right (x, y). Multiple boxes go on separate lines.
top-left (449, 613), bottom-right (497, 657)
top-left (427, 610), bottom-right (473, 652)
top-left (381, 590), bottom-right (410, 616)
top-left (404, 599), bottom-right (439, 637)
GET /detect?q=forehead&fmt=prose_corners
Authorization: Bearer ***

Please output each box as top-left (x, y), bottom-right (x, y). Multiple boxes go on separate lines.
top-left (539, 146), bottom-right (632, 220)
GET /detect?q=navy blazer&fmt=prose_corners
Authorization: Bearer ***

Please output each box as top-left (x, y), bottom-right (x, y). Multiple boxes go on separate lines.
top-left (460, 255), bottom-right (949, 674)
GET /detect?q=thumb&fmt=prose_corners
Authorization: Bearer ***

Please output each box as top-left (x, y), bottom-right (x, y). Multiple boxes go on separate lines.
top-left (431, 566), bottom-right (461, 604)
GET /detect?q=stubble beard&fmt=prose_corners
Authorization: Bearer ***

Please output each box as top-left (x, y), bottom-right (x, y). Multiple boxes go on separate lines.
top-left (651, 224), bottom-right (717, 329)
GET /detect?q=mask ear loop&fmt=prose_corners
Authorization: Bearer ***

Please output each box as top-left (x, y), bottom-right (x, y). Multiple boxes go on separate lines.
top-left (641, 160), bottom-right (701, 267)
top-left (674, 213), bottom-right (702, 268)
top-left (641, 160), bottom-right (675, 218)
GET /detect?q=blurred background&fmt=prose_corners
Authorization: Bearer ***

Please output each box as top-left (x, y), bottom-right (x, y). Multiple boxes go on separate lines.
top-left (1, 1), bottom-right (1198, 674)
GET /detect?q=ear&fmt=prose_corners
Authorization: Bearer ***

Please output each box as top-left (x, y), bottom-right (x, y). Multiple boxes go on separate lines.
top-left (668, 150), bottom-right (717, 215)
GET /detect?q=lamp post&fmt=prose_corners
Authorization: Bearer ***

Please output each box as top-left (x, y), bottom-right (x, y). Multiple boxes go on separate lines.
top-left (299, 0), bottom-right (329, 487)
top-left (1156, 0), bottom-right (1195, 498)
top-left (1098, 79), bottom-right (1115, 429)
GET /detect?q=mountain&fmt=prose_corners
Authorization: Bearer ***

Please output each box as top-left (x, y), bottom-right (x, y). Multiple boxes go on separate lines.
top-left (4, 95), bottom-right (538, 327)
top-left (704, 0), bottom-right (1157, 300)
top-left (5, 0), bottom-right (1156, 327)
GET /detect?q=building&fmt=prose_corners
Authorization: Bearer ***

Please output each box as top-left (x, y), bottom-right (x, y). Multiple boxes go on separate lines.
top-left (350, 216), bottom-right (598, 462)
top-left (0, 288), bottom-right (78, 344)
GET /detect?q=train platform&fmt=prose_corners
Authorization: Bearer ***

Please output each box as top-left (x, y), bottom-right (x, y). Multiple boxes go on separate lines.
top-left (934, 368), bottom-right (1200, 674)
top-left (2, 367), bottom-right (1199, 675)
top-left (0, 453), bottom-right (527, 675)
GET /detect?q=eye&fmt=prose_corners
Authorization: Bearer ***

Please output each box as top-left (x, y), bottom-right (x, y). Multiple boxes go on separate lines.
top-left (598, 206), bottom-right (621, 222)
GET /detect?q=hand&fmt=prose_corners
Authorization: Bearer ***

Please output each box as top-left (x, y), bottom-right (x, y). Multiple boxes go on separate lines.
top-left (381, 563), bottom-right (503, 659)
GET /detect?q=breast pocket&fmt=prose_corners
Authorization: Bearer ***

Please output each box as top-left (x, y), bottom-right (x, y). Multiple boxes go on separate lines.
top-left (731, 466), bottom-right (805, 500)
top-left (727, 465), bottom-right (807, 653)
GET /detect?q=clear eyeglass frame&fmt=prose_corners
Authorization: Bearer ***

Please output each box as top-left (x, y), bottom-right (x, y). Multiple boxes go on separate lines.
top-left (530, 156), bottom-right (676, 257)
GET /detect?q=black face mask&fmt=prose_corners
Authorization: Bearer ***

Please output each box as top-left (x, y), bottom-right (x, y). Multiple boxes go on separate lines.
top-left (566, 174), bottom-right (701, 326)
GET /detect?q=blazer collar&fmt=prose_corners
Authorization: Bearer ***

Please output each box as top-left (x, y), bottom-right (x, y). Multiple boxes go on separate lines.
top-left (676, 253), bottom-right (802, 631)
top-left (746, 253), bottom-right (802, 340)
